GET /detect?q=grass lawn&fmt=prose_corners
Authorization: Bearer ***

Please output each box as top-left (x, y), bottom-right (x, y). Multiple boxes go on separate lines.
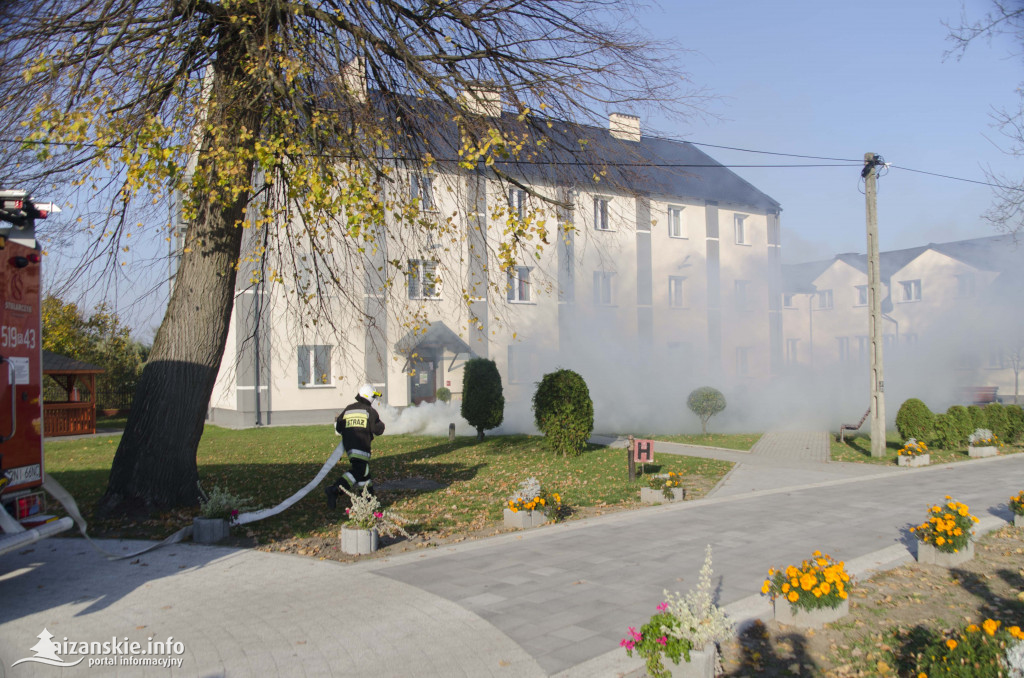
top-left (642, 433), bottom-right (762, 452)
top-left (830, 431), bottom-right (1022, 464)
top-left (43, 425), bottom-right (732, 545)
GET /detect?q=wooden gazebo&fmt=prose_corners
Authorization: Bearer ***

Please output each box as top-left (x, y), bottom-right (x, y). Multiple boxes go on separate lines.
top-left (42, 350), bottom-right (104, 437)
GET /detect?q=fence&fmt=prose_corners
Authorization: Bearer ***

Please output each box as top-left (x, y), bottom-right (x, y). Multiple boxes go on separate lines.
top-left (41, 379), bottom-right (137, 412)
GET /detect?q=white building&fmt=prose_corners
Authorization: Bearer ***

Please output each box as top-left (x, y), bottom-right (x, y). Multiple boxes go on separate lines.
top-left (203, 109), bottom-right (782, 428)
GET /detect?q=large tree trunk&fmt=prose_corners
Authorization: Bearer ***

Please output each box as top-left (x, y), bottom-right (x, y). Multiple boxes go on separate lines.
top-left (98, 44), bottom-right (262, 516)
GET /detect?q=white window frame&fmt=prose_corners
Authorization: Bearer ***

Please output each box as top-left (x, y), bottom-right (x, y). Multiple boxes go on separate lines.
top-left (506, 266), bottom-right (532, 303)
top-left (785, 338), bottom-right (799, 365)
top-left (594, 197), bottom-right (611, 231)
top-left (297, 344), bottom-right (332, 387)
top-left (734, 214), bottom-right (748, 245)
top-left (410, 172), bottom-right (435, 211)
top-left (668, 275), bottom-right (687, 308)
top-left (899, 279), bottom-right (922, 302)
top-left (855, 285), bottom-right (867, 306)
top-left (508, 188), bottom-right (526, 219)
top-left (667, 205), bottom-right (686, 239)
top-left (408, 259), bottom-right (441, 300)
top-left (593, 270), bottom-right (615, 305)
top-left (817, 289), bottom-right (833, 310)
top-left (837, 336), bottom-right (850, 362)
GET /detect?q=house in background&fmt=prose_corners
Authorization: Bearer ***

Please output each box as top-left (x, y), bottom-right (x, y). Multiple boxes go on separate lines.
top-left (782, 235), bottom-right (1024, 405)
top-left (193, 96), bottom-right (782, 428)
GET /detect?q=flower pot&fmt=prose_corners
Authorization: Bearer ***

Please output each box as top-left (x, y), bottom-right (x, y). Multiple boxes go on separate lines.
top-left (773, 598), bottom-right (849, 629)
top-left (897, 453), bottom-right (929, 467)
top-left (340, 526), bottom-right (379, 555)
top-left (192, 517), bottom-right (230, 544)
top-left (503, 508), bottom-right (546, 529)
top-left (640, 487), bottom-right (685, 504)
top-left (916, 539), bottom-right (974, 566)
top-left (1015, 514), bottom-right (1024, 528)
top-left (651, 641), bottom-right (716, 678)
top-left (968, 445), bottom-right (998, 458)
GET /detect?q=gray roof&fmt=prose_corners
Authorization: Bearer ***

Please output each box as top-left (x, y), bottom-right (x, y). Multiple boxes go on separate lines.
top-left (783, 234), bottom-right (1023, 294)
top-left (395, 322), bottom-right (473, 356)
top-left (42, 350), bottom-right (104, 374)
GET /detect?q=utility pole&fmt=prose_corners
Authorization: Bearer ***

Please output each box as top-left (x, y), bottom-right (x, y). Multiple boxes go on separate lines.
top-left (863, 153), bottom-right (886, 457)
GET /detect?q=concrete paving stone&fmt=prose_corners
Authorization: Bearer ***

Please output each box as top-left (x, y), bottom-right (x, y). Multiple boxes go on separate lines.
top-left (459, 592), bottom-right (508, 607)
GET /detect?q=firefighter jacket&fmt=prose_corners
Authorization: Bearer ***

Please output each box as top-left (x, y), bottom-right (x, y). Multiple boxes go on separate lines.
top-left (335, 396), bottom-right (385, 459)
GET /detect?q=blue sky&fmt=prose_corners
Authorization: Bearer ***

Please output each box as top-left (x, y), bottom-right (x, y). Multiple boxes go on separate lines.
top-left (633, 0), bottom-right (1022, 262)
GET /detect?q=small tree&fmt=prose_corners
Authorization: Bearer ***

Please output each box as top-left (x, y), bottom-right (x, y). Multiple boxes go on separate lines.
top-left (945, 405), bottom-right (973, 449)
top-left (687, 387), bottom-right (726, 436)
top-left (984, 402), bottom-right (1009, 441)
top-left (895, 398), bottom-right (934, 442)
top-left (966, 404), bottom-right (986, 431)
top-left (1005, 404), bottom-right (1024, 444)
top-left (461, 359), bottom-right (504, 441)
top-left (533, 369), bottom-right (594, 456)
top-left (436, 387), bottom-right (452, 404)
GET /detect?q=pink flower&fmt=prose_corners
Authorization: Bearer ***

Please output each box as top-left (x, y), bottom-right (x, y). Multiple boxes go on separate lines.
top-left (373, 512), bottom-right (383, 518)
top-left (619, 639), bottom-right (635, 651)
top-left (231, 509), bottom-right (239, 518)
top-left (657, 636), bottom-right (667, 646)
top-left (345, 508), bottom-right (351, 515)
top-left (628, 627), bottom-right (642, 642)
top-left (656, 602), bottom-right (669, 611)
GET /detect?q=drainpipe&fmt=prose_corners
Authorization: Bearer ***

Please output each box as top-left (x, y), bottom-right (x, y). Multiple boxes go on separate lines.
top-left (254, 220), bottom-right (270, 426)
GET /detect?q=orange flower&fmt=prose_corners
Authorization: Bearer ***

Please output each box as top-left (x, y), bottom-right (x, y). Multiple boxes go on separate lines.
top-left (945, 639), bottom-right (957, 650)
top-left (982, 619), bottom-right (1000, 636)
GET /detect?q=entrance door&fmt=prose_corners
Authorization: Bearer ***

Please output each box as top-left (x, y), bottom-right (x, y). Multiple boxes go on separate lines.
top-left (409, 358), bottom-right (436, 404)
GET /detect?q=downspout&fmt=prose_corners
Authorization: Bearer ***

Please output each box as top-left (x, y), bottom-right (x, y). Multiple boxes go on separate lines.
top-left (254, 219), bottom-right (270, 426)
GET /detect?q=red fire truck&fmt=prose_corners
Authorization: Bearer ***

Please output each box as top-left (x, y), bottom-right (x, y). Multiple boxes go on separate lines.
top-left (0, 189), bottom-right (73, 555)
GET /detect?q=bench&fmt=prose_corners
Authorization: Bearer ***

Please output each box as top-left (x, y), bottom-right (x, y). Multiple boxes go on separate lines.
top-left (960, 386), bottom-right (999, 406)
top-left (838, 408), bottom-right (871, 443)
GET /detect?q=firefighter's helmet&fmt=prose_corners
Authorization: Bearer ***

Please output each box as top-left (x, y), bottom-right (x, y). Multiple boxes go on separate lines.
top-left (358, 384), bottom-right (380, 401)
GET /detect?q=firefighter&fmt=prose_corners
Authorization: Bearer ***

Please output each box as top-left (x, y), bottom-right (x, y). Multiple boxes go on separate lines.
top-left (325, 384), bottom-right (385, 509)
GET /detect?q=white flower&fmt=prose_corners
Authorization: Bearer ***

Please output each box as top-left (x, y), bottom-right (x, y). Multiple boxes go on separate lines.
top-left (660, 545), bottom-right (734, 649)
top-left (509, 476), bottom-right (543, 503)
top-left (969, 428), bottom-right (994, 445)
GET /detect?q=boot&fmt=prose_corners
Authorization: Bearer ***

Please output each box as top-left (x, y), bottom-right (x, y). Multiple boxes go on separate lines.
top-left (325, 484), bottom-right (339, 510)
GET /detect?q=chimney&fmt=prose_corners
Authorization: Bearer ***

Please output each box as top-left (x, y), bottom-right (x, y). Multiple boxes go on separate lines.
top-left (609, 112), bottom-right (641, 142)
top-left (341, 57), bottom-right (367, 103)
top-left (458, 83), bottom-right (503, 117)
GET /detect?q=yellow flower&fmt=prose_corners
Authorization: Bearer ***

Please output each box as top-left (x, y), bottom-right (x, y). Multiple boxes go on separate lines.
top-left (918, 673), bottom-right (928, 678)
top-left (782, 583), bottom-right (790, 593)
top-left (1008, 626), bottom-right (1022, 639)
top-left (966, 624), bottom-right (979, 633)
top-left (761, 580), bottom-right (771, 594)
top-left (982, 619), bottom-right (1000, 636)
top-left (820, 582), bottom-right (831, 595)
top-left (935, 537), bottom-right (945, 546)
top-left (945, 639), bottom-right (957, 650)
top-left (787, 591), bottom-right (799, 602)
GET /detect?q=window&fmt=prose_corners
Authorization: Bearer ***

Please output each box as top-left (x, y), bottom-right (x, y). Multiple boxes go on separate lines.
top-left (857, 335), bottom-right (869, 362)
top-left (736, 347), bottom-right (750, 376)
top-left (408, 259), bottom-right (441, 299)
top-left (956, 273), bottom-right (975, 297)
top-left (593, 271), bottom-right (615, 305)
top-left (297, 345), bottom-right (332, 386)
top-left (837, 337), bottom-right (850, 362)
top-left (785, 338), bottom-right (799, 365)
top-left (783, 293), bottom-right (795, 308)
top-left (899, 279), bottom-right (922, 302)
top-left (410, 172), bottom-right (434, 210)
top-left (594, 197), bottom-right (610, 231)
top-left (668, 276), bottom-right (687, 307)
top-left (855, 285), bottom-right (868, 306)
top-left (508, 188), bottom-right (526, 219)
top-left (507, 344), bottom-right (537, 383)
top-left (734, 214), bottom-right (747, 244)
top-left (817, 289), bottom-right (833, 310)
top-left (506, 266), bottom-right (531, 302)
top-left (668, 206), bottom-right (686, 238)
top-left (734, 279), bottom-right (751, 310)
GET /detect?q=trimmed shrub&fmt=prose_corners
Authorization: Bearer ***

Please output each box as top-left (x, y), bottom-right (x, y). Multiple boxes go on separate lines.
top-left (687, 387), bottom-right (727, 435)
top-left (945, 405), bottom-right (973, 449)
top-left (1006, 404), bottom-right (1024, 444)
top-left (532, 369), bottom-right (594, 456)
top-left (984, 402), bottom-right (1009, 440)
top-left (461, 358), bottom-right (504, 441)
top-left (931, 414), bottom-right (958, 451)
top-left (966, 404), bottom-right (986, 431)
top-left (436, 386), bottom-right (452, 404)
top-left (894, 398), bottom-right (934, 442)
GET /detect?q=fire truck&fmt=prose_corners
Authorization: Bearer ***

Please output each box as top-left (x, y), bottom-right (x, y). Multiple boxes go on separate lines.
top-left (0, 189), bottom-right (74, 555)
